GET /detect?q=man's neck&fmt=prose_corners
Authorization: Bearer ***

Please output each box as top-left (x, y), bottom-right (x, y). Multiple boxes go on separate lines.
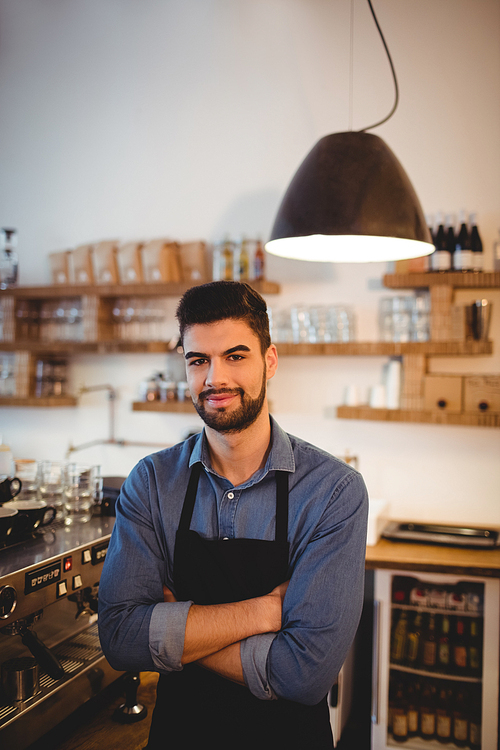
top-left (205, 408), bottom-right (272, 487)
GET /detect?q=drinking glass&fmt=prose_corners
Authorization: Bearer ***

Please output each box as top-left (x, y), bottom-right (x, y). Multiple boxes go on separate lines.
top-left (38, 460), bottom-right (68, 521)
top-left (64, 464), bottom-right (99, 525)
top-left (14, 459), bottom-right (39, 502)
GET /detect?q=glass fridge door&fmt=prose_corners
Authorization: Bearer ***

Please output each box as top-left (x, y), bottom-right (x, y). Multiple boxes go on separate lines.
top-left (372, 569), bottom-right (499, 749)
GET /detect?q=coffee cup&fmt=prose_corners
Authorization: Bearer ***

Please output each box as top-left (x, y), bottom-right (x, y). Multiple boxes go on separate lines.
top-left (0, 477), bottom-right (22, 504)
top-left (3, 499), bottom-right (56, 534)
top-left (0, 506), bottom-right (22, 544)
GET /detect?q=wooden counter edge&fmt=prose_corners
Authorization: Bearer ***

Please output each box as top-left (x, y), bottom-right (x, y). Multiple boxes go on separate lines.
top-left (365, 537), bottom-right (500, 578)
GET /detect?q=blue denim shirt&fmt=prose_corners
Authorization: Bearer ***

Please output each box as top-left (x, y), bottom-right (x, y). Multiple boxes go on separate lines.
top-left (98, 417), bottom-right (368, 706)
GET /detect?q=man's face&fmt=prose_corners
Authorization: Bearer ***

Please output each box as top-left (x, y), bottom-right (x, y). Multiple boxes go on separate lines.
top-left (183, 318), bottom-right (277, 434)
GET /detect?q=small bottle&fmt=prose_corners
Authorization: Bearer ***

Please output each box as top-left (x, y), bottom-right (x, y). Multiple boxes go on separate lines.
top-left (221, 237), bottom-right (233, 280)
top-left (452, 687), bottom-right (470, 747)
top-left (431, 214), bottom-right (451, 272)
top-left (436, 685), bottom-right (452, 743)
top-left (233, 237), bottom-right (250, 281)
top-left (445, 214), bottom-right (456, 271)
top-left (455, 210), bottom-right (473, 272)
top-left (419, 681), bottom-right (436, 740)
top-left (0, 228), bottom-right (19, 290)
top-left (469, 686), bottom-right (482, 749)
top-left (406, 680), bottom-right (419, 737)
top-left (453, 617), bottom-right (468, 674)
top-left (392, 681), bottom-right (409, 742)
top-left (469, 213), bottom-right (484, 272)
top-left (254, 239), bottom-right (265, 280)
top-left (391, 610), bottom-right (408, 664)
top-left (437, 615), bottom-right (451, 672)
top-left (421, 613), bottom-right (437, 671)
top-left (405, 612), bottom-right (422, 669)
top-left (468, 618), bottom-right (482, 677)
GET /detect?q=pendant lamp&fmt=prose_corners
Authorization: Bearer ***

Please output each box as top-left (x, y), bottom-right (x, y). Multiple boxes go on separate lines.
top-left (265, 0), bottom-right (433, 264)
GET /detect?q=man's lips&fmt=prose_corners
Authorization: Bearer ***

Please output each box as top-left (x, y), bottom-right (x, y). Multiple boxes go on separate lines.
top-left (199, 389), bottom-right (242, 408)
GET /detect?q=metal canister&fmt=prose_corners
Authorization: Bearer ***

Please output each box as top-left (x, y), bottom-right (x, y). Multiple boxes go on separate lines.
top-left (1, 656), bottom-right (39, 702)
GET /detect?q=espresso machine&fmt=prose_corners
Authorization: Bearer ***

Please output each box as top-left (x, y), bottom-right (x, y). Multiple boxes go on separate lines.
top-left (0, 515), bottom-right (123, 749)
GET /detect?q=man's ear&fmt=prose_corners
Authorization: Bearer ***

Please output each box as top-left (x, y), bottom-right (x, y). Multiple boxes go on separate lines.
top-left (265, 344), bottom-right (278, 381)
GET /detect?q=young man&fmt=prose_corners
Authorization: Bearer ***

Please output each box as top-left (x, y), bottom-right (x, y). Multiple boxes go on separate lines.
top-left (99, 281), bottom-right (368, 749)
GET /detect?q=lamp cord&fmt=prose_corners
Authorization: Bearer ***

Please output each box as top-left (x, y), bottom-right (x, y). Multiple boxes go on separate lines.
top-left (359, 0), bottom-right (399, 132)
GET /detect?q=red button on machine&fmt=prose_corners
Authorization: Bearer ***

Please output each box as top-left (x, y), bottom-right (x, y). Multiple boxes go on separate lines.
top-left (63, 556), bottom-right (73, 572)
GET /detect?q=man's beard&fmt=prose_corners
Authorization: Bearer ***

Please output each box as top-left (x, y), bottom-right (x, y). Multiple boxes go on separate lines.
top-left (193, 368), bottom-right (267, 434)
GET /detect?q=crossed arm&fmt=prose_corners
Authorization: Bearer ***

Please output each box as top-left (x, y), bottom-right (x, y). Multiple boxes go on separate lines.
top-left (163, 581), bottom-right (289, 685)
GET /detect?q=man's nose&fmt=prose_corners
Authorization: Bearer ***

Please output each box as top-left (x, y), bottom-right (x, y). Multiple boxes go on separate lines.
top-left (205, 359), bottom-right (228, 388)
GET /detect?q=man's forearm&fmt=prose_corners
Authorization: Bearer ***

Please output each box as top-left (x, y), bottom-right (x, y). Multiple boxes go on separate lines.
top-left (181, 593), bottom-right (279, 664)
top-left (197, 642), bottom-right (245, 685)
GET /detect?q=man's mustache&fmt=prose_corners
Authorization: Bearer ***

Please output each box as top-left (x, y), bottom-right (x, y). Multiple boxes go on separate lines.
top-left (199, 387), bottom-right (244, 401)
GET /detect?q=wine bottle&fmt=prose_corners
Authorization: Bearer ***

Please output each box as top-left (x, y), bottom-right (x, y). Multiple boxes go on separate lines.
top-left (421, 613), bottom-right (437, 671)
top-left (469, 213), bottom-right (484, 272)
top-left (445, 214), bottom-right (456, 271)
top-left (431, 214), bottom-right (450, 272)
top-left (0, 228), bottom-right (19, 290)
top-left (419, 681), bottom-right (436, 740)
top-left (233, 237), bottom-right (250, 281)
top-left (454, 210), bottom-right (473, 272)
top-left (436, 685), bottom-right (452, 743)
top-left (392, 681), bottom-right (409, 742)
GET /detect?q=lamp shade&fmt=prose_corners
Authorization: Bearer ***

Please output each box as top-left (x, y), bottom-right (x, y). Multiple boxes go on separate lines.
top-left (266, 131), bottom-right (433, 263)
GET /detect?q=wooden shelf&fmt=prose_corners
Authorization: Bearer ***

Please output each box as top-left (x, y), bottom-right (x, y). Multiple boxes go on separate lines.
top-left (384, 271), bottom-right (500, 289)
top-left (0, 396), bottom-right (78, 407)
top-left (337, 405), bottom-right (500, 427)
top-left (132, 400), bottom-right (195, 413)
top-left (0, 279), bottom-right (281, 299)
top-left (276, 341), bottom-right (493, 356)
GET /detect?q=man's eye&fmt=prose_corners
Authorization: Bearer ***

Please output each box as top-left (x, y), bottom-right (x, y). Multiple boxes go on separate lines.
top-left (189, 358), bottom-right (207, 367)
top-left (228, 354), bottom-right (244, 361)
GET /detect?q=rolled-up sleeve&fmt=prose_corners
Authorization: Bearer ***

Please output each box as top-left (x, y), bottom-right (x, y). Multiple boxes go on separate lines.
top-left (98, 461), bottom-right (192, 673)
top-left (241, 470), bottom-right (368, 705)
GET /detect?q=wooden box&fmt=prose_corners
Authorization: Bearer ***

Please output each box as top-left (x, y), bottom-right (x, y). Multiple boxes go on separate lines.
top-left (423, 375), bottom-right (463, 412)
top-left (464, 375), bottom-right (500, 413)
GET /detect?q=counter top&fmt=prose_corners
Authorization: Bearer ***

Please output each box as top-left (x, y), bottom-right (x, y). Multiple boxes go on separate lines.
top-left (365, 537), bottom-right (500, 578)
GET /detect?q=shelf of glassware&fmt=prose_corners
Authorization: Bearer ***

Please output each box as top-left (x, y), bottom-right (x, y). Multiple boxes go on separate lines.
top-left (1, 279), bottom-right (281, 299)
top-left (337, 405), bottom-right (500, 428)
top-left (383, 271), bottom-right (500, 289)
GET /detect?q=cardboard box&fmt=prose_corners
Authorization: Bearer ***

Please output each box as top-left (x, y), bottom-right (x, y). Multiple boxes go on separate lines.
top-left (179, 240), bottom-right (208, 283)
top-left (93, 241), bottom-right (119, 285)
top-left (464, 375), bottom-right (500, 413)
top-left (366, 499), bottom-right (391, 546)
top-left (49, 250), bottom-right (72, 284)
top-left (117, 242), bottom-right (144, 284)
top-left (423, 375), bottom-right (463, 412)
top-left (71, 245), bottom-right (94, 285)
top-left (141, 240), bottom-right (182, 283)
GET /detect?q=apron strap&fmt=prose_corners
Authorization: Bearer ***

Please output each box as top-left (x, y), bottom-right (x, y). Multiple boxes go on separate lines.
top-left (178, 461), bottom-right (202, 533)
top-left (275, 471), bottom-right (288, 544)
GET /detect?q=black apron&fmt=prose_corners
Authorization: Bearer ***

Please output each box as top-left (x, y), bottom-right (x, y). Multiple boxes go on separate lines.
top-left (146, 463), bottom-right (334, 750)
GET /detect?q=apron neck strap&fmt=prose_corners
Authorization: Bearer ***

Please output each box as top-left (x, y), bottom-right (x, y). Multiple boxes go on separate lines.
top-left (179, 463), bottom-right (289, 543)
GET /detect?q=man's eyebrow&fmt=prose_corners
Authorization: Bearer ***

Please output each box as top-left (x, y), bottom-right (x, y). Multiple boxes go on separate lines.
top-left (184, 344), bottom-right (251, 360)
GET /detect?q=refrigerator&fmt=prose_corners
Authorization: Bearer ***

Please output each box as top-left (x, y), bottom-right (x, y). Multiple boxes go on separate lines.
top-left (371, 568), bottom-right (499, 749)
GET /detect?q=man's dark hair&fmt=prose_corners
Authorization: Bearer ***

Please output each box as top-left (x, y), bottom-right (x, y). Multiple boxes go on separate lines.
top-left (176, 281), bottom-right (271, 354)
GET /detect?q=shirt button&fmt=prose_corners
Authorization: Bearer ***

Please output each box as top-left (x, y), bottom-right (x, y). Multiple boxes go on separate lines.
top-left (227, 492), bottom-right (234, 499)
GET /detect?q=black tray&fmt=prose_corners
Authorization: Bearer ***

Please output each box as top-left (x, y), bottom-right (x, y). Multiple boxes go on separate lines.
top-left (382, 521), bottom-right (500, 548)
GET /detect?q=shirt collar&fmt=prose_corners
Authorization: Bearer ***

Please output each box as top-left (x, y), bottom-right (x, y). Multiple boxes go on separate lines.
top-left (188, 415), bottom-right (295, 478)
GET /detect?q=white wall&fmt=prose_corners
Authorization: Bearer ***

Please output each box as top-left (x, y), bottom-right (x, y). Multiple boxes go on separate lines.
top-left (1, 0), bottom-right (499, 525)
